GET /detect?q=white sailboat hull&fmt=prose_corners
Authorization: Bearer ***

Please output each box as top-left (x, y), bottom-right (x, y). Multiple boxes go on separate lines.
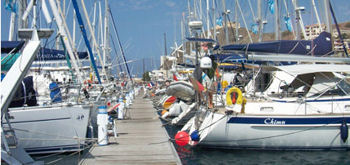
top-left (195, 112), bottom-right (350, 150)
top-left (6, 105), bottom-right (91, 154)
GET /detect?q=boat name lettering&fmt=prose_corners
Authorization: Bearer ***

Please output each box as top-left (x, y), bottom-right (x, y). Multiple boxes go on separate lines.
top-left (76, 114), bottom-right (84, 120)
top-left (264, 118), bottom-right (286, 125)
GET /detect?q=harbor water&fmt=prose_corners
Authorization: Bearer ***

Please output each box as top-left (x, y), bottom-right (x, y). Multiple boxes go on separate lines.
top-left (30, 113), bottom-right (350, 165)
top-left (164, 125), bottom-right (350, 165)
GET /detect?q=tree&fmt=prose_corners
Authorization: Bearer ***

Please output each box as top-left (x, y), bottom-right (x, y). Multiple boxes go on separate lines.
top-left (142, 71), bottom-right (151, 81)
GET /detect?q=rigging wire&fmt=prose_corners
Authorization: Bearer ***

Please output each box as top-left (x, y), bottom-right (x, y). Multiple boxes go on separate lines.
top-left (108, 4), bottom-right (133, 83)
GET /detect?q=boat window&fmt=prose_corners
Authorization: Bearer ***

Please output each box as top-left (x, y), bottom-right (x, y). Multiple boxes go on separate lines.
top-left (309, 78), bottom-right (350, 97)
top-left (336, 78), bottom-right (350, 95)
top-left (254, 72), bottom-right (272, 92)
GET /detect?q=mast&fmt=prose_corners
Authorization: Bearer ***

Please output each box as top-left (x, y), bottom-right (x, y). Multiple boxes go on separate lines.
top-left (323, 0), bottom-right (332, 34)
top-left (56, 0), bottom-right (81, 65)
top-left (99, 1), bottom-right (104, 47)
top-left (72, 0), bottom-right (102, 84)
top-left (49, 0), bottom-right (83, 83)
top-left (274, 0), bottom-right (281, 40)
top-left (72, 11), bottom-right (76, 48)
top-left (236, 0), bottom-right (253, 43)
top-left (199, 0), bottom-right (203, 21)
top-left (18, 0), bottom-right (28, 30)
top-left (234, 0), bottom-right (239, 42)
top-left (109, 5), bottom-right (133, 83)
top-left (257, 0), bottom-right (263, 42)
top-left (206, 0), bottom-right (211, 38)
top-left (80, 0), bottom-right (108, 81)
top-left (212, 0), bottom-right (216, 40)
top-left (103, 0), bottom-right (110, 72)
top-left (311, 0), bottom-right (322, 32)
top-left (9, 10), bottom-right (16, 41)
top-left (222, 0), bottom-right (229, 44)
top-left (292, 0), bottom-right (307, 40)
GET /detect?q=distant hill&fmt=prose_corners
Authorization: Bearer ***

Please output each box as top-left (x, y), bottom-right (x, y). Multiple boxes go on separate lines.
top-left (213, 21), bottom-right (350, 45)
top-left (333, 21), bottom-right (350, 30)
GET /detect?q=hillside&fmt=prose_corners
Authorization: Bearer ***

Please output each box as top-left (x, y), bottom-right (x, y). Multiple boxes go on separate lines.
top-left (213, 21), bottom-right (350, 45)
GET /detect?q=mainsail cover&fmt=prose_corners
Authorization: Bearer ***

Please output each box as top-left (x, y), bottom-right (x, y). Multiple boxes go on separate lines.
top-left (221, 32), bottom-right (333, 56)
top-left (36, 48), bottom-right (88, 61)
top-left (1, 41), bottom-right (25, 54)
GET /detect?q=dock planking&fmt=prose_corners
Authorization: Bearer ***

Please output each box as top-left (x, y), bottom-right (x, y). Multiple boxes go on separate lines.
top-left (80, 97), bottom-right (181, 165)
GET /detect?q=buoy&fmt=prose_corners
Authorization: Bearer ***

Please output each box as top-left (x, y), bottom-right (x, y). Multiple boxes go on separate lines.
top-left (161, 110), bottom-right (168, 116)
top-left (190, 130), bottom-right (200, 141)
top-left (175, 131), bottom-right (190, 146)
top-left (340, 120), bottom-right (348, 143)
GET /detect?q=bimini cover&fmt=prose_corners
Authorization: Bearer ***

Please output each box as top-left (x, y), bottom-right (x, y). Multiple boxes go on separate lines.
top-left (166, 81), bottom-right (195, 102)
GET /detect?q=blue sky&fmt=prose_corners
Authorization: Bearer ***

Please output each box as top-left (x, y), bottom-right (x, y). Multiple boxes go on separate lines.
top-left (1, 0), bottom-right (350, 77)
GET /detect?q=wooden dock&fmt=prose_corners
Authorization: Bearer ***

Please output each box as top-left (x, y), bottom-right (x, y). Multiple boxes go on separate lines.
top-left (80, 97), bottom-right (181, 165)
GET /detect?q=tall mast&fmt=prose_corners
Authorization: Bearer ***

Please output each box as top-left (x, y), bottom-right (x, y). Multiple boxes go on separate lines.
top-left (18, 0), bottom-right (28, 30)
top-left (222, 0), bottom-right (229, 44)
top-left (103, 0), bottom-right (110, 73)
top-left (234, 0), bottom-right (239, 42)
top-left (257, 0), bottom-right (263, 42)
top-left (212, 0), bottom-right (216, 40)
top-left (72, 11), bottom-right (76, 48)
top-left (292, 0), bottom-right (307, 40)
top-left (49, 0), bottom-right (83, 83)
top-left (199, 0), bottom-right (203, 21)
top-left (56, 0), bottom-right (81, 66)
top-left (80, 0), bottom-right (108, 81)
top-left (9, 9), bottom-right (16, 41)
top-left (206, 0), bottom-right (211, 39)
top-left (98, 1), bottom-right (104, 48)
top-left (323, 0), bottom-right (332, 34)
top-left (274, 0), bottom-right (281, 40)
top-left (311, 0), bottom-right (322, 32)
top-left (109, 5), bottom-right (133, 83)
top-left (72, 0), bottom-right (102, 84)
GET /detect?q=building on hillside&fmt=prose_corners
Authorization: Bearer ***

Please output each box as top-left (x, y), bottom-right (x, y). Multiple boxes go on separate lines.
top-left (305, 24), bottom-right (326, 39)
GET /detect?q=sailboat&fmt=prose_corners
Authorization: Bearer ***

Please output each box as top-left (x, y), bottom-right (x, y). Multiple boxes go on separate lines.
top-left (1, 0), bottom-right (94, 155)
top-left (170, 0), bottom-right (350, 150)
top-left (183, 63), bottom-right (350, 149)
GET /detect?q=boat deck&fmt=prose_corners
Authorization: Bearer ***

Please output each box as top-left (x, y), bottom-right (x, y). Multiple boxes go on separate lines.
top-left (80, 97), bottom-right (181, 165)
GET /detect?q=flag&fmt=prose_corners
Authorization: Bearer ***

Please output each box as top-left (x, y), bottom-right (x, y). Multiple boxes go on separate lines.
top-left (284, 16), bottom-right (293, 32)
top-left (148, 82), bottom-right (154, 88)
top-left (173, 73), bottom-right (178, 81)
top-left (216, 17), bottom-right (223, 26)
top-left (4, 0), bottom-right (16, 12)
top-left (268, 0), bottom-right (274, 14)
top-left (251, 23), bottom-right (258, 34)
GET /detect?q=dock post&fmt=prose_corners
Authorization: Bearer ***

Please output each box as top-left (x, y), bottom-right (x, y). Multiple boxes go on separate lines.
top-left (97, 105), bottom-right (108, 145)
